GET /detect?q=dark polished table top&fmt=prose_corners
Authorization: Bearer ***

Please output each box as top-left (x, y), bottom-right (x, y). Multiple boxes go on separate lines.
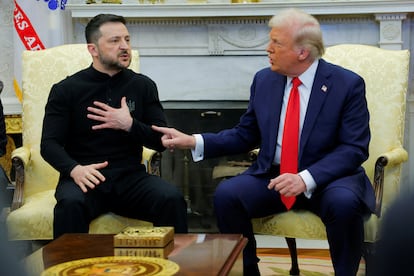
top-left (25, 233), bottom-right (247, 275)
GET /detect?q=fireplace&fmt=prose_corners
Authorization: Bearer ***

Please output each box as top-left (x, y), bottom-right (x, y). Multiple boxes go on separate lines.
top-left (161, 100), bottom-right (250, 232)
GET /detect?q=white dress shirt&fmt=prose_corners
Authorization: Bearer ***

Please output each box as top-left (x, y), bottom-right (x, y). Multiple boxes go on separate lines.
top-left (191, 60), bottom-right (320, 198)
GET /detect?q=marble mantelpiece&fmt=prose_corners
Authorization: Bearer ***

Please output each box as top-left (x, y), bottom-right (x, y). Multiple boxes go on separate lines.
top-left (67, 1), bottom-right (411, 102)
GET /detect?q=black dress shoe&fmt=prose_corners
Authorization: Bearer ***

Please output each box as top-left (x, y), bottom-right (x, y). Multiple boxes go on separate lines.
top-left (244, 263), bottom-right (261, 276)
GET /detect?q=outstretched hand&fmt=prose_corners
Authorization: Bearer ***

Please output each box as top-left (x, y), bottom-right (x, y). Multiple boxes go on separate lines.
top-left (151, 125), bottom-right (196, 151)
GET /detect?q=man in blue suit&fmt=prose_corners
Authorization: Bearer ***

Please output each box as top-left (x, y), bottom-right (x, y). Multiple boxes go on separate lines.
top-left (153, 8), bottom-right (375, 276)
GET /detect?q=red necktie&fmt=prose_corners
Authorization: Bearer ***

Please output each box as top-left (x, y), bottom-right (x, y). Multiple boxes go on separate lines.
top-left (280, 77), bottom-right (302, 210)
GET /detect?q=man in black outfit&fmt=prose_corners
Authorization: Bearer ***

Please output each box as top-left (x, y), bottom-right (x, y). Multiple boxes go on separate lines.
top-left (0, 81), bottom-right (7, 158)
top-left (40, 14), bottom-right (188, 238)
top-left (0, 80), bottom-right (11, 210)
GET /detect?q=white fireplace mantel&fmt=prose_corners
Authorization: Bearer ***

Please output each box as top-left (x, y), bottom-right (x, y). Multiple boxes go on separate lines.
top-left (66, 0), bottom-right (412, 54)
top-left (66, 0), bottom-right (413, 101)
top-left (66, 1), bottom-right (414, 18)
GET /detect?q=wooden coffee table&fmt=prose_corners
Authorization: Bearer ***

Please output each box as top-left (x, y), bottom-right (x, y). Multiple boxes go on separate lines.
top-left (25, 233), bottom-right (247, 275)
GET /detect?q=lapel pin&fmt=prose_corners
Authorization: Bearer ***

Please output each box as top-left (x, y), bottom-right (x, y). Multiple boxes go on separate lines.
top-left (321, 85), bottom-right (328, 92)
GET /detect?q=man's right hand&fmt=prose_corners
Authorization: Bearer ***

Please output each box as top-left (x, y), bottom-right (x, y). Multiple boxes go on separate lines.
top-left (70, 161), bottom-right (109, 193)
top-left (151, 125), bottom-right (196, 151)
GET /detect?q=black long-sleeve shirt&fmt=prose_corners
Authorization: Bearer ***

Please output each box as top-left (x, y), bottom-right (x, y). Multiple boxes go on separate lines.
top-left (0, 98), bottom-right (7, 157)
top-left (0, 80), bottom-right (7, 157)
top-left (41, 66), bottom-right (167, 177)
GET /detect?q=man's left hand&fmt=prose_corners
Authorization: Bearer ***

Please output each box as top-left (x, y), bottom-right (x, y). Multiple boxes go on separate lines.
top-left (268, 173), bottom-right (307, 197)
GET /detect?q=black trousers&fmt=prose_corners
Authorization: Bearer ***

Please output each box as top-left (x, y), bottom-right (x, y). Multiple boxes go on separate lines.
top-left (0, 165), bottom-right (12, 210)
top-left (53, 167), bottom-right (188, 238)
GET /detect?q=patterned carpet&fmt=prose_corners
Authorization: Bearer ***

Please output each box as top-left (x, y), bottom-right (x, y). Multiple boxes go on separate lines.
top-left (257, 249), bottom-right (365, 276)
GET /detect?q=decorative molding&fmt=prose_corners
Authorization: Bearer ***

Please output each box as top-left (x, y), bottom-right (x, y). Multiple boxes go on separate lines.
top-left (68, 4), bottom-right (412, 55)
top-left (375, 13), bottom-right (407, 49)
top-left (67, 1), bottom-right (412, 102)
top-left (71, 14), bottom-right (385, 56)
top-left (207, 22), bottom-right (268, 55)
top-left (66, 1), bottom-right (414, 18)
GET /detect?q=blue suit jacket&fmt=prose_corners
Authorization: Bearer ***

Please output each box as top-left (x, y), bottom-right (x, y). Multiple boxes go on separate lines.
top-left (202, 59), bottom-right (375, 212)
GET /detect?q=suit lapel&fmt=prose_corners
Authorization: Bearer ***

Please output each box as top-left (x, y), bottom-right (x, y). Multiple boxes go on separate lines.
top-left (299, 60), bottom-right (331, 161)
top-left (268, 75), bottom-right (286, 148)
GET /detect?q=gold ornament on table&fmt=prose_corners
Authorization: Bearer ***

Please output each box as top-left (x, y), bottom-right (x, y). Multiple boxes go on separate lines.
top-left (114, 239), bottom-right (174, 259)
top-left (41, 256), bottom-right (179, 276)
top-left (113, 226), bottom-right (175, 259)
top-left (114, 226), bottom-right (174, 247)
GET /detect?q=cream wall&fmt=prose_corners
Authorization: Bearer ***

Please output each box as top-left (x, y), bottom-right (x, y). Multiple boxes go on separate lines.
top-left (1, 1), bottom-right (413, 192)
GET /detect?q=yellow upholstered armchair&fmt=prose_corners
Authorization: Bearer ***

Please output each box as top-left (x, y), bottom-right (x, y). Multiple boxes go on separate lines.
top-left (251, 44), bottom-right (410, 274)
top-left (6, 44), bottom-right (157, 243)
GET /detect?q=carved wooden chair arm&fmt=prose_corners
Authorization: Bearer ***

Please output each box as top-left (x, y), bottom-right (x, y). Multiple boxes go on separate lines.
top-left (10, 146), bottom-right (30, 211)
top-left (372, 147), bottom-right (408, 217)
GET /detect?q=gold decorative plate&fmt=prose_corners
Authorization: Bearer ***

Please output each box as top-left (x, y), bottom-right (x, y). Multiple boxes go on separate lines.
top-left (41, 256), bottom-right (179, 276)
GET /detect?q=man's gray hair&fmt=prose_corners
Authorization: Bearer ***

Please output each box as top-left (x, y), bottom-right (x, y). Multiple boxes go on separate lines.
top-left (269, 8), bottom-right (325, 59)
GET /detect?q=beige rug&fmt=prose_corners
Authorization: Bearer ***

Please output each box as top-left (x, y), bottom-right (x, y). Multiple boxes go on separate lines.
top-left (258, 253), bottom-right (365, 276)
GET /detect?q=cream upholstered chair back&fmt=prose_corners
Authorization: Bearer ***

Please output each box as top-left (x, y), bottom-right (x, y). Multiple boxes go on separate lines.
top-left (251, 44), bottom-right (409, 273)
top-left (323, 44), bottom-right (409, 220)
top-left (20, 44), bottom-right (139, 198)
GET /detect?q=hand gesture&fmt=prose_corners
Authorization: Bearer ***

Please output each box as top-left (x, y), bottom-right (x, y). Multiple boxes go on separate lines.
top-left (151, 125), bottom-right (196, 151)
top-left (70, 161), bottom-right (109, 193)
top-left (87, 97), bottom-right (133, 132)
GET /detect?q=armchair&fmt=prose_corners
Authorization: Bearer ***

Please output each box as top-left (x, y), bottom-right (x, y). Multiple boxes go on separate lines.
top-left (251, 44), bottom-right (410, 274)
top-left (6, 44), bottom-right (158, 242)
